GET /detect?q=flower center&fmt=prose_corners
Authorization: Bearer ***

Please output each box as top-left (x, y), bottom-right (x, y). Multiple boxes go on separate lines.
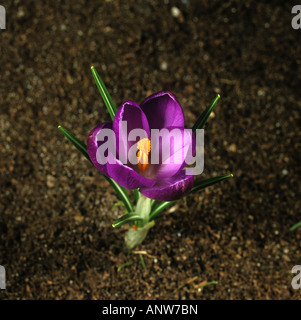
top-left (137, 138), bottom-right (151, 173)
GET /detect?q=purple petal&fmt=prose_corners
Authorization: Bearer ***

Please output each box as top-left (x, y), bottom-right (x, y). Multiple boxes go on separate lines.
top-left (106, 153), bottom-right (156, 190)
top-left (87, 122), bottom-right (113, 176)
top-left (148, 126), bottom-right (195, 179)
top-left (139, 170), bottom-right (194, 201)
top-left (140, 91), bottom-right (184, 130)
top-left (113, 101), bottom-right (150, 164)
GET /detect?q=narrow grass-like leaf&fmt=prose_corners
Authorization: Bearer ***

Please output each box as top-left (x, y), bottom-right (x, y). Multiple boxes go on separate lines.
top-left (58, 125), bottom-right (91, 161)
top-left (58, 125), bottom-right (134, 213)
top-left (149, 201), bottom-right (176, 221)
top-left (149, 174), bottom-right (233, 221)
top-left (151, 199), bottom-right (157, 210)
top-left (134, 189), bottom-right (140, 203)
top-left (192, 94), bottom-right (220, 132)
top-left (199, 281), bottom-right (218, 291)
top-left (290, 221), bottom-right (301, 231)
top-left (105, 179), bottom-right (134, 213)
top-left (91, 66), bottom-right (117, 121)
top-left (117, 261), bottom-right (134, 272)
top-left (140, 254), bottom-right (146, 268)
top-left (111, 201), bottom-right (125, 210)
top-left (188, 174), bottom-right (233, 195)
top-left (112, 213), bottom-right (144, 228)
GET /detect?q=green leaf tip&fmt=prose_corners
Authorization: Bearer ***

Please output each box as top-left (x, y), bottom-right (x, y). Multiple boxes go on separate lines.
top-left (117, 261), bottom-right (134, 272)
top-left (188, 173), bottom-right (233, 195)
top-left (290, 221), bottom-right (301, 231)
top-left (192, 94), bottom-right (221, 132)
top-left (91, 66), bottom-right (117, 120)
top-left (199, 281), bottom-right (218, 290)
top-left (140, 254), bottom-right (146, 268)
top-left (112, 213), bottom-right (144, 228)
top-left (58, 126), bottom-right (134, 214)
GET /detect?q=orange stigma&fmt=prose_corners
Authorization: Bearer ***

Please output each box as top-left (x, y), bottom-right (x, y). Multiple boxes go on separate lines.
top-left (137, 138), bottom-right (151, 173)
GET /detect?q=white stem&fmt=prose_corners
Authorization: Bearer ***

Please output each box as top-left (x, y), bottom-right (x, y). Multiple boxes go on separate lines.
top-left (135, 194), bottom-right (152, 224)
top-left (124, 195), bottom-right (154, 250)
top-left (125, 220), bottom-right (155, 250)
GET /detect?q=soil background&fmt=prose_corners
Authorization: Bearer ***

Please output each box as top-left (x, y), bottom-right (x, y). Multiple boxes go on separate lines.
top-left (0, 0), bottom-right (300, 299)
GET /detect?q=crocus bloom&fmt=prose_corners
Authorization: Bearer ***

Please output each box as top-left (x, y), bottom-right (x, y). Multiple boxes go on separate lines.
top-left (87, 92), bottom-right (195, 201)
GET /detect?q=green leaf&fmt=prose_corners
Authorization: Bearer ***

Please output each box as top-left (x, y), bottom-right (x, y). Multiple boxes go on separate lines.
top-left (199, 281), bottom-right (218, 290)
top-left (192, 94), bottom-right (220, 132)
top-left (111, 201), bottom-right (127, 213)
top-left (149, 201), bottom-right (176, 221)
top-left (117, 261), bottom-right (134, 272)
top-left (139, 254), bottom-right (146, 268)
top-left (134, 189), bottom-right (140, 203)
top-left (151, 199), bottom-right (157, 210)
top-left (188, 173), bottom-right (233, 194)
top-left (58, 125), bottom-right (134, 213)
top-left (107, 179), bottom-right (135, 214)
top-left (149, 174), bottom-right (233, 221)
top-left (58, 125), bottom-right (91, 162)
top-left (290, 221), bottom-right (301, 231)
top-left (112, 213), bottom-right (144, 228)
top-left (91, 66), bottom-right (117, 121)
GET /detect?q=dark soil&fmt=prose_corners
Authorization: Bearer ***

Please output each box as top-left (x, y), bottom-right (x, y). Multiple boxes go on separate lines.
top-left (0, 0), bottom-right (300, 299)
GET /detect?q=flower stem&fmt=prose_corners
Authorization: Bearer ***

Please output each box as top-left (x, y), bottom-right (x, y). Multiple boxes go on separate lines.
top-left (125, 220), bottom-right (155, 250)
top-left (124, 194), bottom-right (154, 250)
top-left (135, 194), bottom-right (152, 226)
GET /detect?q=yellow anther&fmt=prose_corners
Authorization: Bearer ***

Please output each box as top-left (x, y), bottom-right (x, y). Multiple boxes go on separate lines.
top-left (137, 138), bottom-right (151, 154)
top-left (137, 138), bottom-right (151, 173)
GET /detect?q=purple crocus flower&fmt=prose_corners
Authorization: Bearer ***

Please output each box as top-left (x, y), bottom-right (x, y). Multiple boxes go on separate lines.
top-left (87, 92), bottom-right (195, 201)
